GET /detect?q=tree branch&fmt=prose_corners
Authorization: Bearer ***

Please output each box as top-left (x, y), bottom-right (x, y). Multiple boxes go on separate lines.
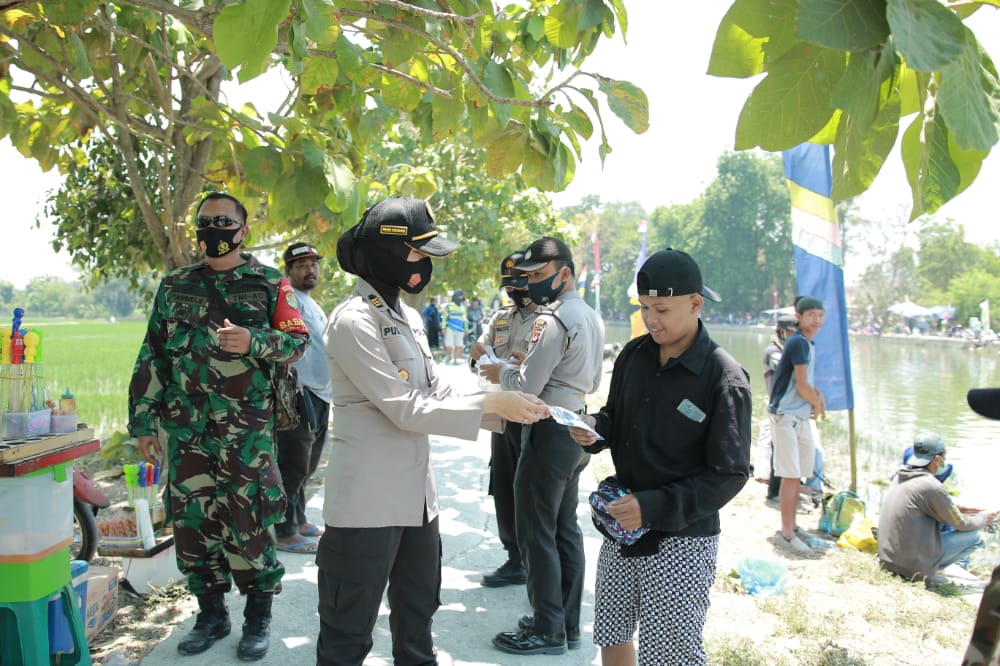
top-left (115, 0), bottom-right (218, 36)
top-left (369, 0), bottom-right (482, 25)
top-left (337, 9), bottom-right (552, 109)
top-left (105, 41), bottom-right (173, 268)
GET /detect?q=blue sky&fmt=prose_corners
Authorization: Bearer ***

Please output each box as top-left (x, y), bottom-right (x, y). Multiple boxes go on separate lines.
top-left (4, 3), bottom-right (1000, 289)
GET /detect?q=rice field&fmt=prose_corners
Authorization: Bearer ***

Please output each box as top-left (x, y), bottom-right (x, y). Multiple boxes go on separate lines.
top-left (22, 318), bottom-right (147, 440)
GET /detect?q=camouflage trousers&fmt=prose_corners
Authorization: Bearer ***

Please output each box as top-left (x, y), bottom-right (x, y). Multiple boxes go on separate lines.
top-left (166, 417), bottom-right (287, 595)
top-left (963, 564), bottom-right (1000, 666)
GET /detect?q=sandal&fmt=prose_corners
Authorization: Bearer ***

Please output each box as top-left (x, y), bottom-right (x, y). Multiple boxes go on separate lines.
top-left (275, 539), bottom-right (318, 553)
top-left (299, 523), bottom-right (325, 537)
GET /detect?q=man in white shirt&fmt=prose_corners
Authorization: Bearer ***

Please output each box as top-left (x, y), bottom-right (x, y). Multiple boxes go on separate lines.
top-left (274, 243), bottom-right (333, 553)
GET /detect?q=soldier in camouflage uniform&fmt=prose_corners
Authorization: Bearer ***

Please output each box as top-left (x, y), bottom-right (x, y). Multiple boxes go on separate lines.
top-left (963, 388), bottom-right (1000, 666)
top-left (128, 192), bottom-right (309, 662)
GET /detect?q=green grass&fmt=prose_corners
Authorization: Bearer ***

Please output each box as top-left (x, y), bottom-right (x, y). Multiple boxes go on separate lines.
top-left (22, 318), bottom-right (146, 441)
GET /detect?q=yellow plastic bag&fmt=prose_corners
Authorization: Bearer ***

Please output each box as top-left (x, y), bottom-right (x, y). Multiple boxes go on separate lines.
top-left (837, 513), bottom-right (878, 554)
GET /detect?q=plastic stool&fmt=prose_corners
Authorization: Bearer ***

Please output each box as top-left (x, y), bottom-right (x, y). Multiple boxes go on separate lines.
top-left (0, 582), bottom-right (92, 666)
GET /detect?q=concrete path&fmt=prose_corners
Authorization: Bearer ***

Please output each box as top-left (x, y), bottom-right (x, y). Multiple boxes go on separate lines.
top-left (139, 361), bottom-right (604, 665)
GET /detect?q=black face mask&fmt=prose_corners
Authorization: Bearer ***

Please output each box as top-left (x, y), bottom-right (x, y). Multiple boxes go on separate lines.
top-left (197, 226), bottom-right (242, 258)
top-left (506, 287), bottom-right (534, 310)
top-left (385, 257), bottom-right (433, 294)
top-left (527, 270), bottom-right (564, 305)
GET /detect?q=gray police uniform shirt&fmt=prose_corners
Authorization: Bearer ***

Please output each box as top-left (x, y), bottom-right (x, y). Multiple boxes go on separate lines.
top-left (292, 287), bottom-right (333, 403)
top-left (469, 304), bottom-right (539, 372)
top-left (323, 278), bottom-right (498, 528)
top-left (498, 290), bottom-right (604, 411)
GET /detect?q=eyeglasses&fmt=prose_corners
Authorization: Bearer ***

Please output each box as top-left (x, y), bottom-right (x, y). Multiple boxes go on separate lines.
top-left (196, 215), bottom-right (243, 229)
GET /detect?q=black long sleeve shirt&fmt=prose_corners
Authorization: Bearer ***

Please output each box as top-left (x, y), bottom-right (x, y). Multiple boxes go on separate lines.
top-left (588, 322), bottom-right (752, 553)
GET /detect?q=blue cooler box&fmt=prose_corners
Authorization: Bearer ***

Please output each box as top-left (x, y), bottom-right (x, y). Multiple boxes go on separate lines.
top-left (48, 559), bottom-right (89, 654)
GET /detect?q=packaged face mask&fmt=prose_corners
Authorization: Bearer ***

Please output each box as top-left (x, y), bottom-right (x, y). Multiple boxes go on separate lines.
top-left (588, 476), bottom-right (650, 545)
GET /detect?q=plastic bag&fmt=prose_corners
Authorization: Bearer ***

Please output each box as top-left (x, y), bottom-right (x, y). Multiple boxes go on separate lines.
top-left (836, 513), bottom-right (878, 553)
top-left (737, 556), bottom-right (789, 597)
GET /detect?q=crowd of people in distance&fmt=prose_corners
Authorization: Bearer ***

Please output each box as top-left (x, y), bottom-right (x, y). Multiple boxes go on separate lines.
top-left (422, 288), bottom-right (488, 364)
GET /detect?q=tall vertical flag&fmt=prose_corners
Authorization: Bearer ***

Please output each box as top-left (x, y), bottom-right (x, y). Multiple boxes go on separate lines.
top-left (591, 231), bottom-right (602, 316)
top-left (591, 231), bottom-right (602, 287)
top-left (782, 144), bottom-right (854, 411)
top-left (628, 220), bottom-right (649, 338)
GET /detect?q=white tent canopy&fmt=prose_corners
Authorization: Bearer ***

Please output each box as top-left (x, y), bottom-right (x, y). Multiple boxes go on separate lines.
top-left (887, 301), bottom-right (932, 318)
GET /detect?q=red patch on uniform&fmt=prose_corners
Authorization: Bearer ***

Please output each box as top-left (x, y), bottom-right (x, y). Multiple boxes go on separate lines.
top-left (271, 278), bottom-right (309, 335)
top-left (529, 319), bottom-right (547, 346)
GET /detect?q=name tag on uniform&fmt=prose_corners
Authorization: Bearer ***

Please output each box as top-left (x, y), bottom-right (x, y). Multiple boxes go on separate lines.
top-left (677, 398), bottom-right (706, 423)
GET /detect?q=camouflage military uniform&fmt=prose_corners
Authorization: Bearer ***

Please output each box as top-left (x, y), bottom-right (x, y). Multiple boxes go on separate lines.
top-left (964, 564), bottom-right (1000, 665)
top-left (128, 254), bottom-right (308, 595)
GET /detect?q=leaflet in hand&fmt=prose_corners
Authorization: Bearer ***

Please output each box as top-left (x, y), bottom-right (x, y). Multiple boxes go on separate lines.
top-left (476, 344), bottom-right (504, 367)
top-left (548, 405), bottom-right (604, 440)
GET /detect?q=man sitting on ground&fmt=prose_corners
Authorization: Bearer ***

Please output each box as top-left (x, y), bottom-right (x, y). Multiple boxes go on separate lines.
top-left (878, 431), bottom-right (996, 586)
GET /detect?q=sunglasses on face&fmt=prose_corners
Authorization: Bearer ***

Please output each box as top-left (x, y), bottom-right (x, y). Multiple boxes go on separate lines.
top-left (195, 215), bottom-right (244, 229)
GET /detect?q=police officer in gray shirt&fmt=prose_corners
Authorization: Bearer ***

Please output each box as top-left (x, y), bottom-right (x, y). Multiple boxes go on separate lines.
top-left (482, 237), bottom-right (605, 655)
top-left (470, 250), bottom-right (540, 588)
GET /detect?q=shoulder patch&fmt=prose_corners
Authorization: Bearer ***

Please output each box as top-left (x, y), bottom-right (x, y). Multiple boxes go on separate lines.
top-left (368, 294), bottom-right (384, 308)
top-left (529, 318), bottom-right (547, 345)
top-left (272, 278), bottom-right (308, 334)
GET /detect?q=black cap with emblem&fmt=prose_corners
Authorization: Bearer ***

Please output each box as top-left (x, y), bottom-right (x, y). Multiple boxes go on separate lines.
top-left (500, 250), bottom-right (528, 288)
top-left (635, 248), bottom-right (721, 303)
top-left (352, 198), bottom-right (458, 257)
top-left (516, 237), bottom-right (574, 273)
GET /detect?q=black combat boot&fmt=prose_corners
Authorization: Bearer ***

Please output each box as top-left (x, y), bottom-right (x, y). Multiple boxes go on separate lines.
top-left (177, 592), bottom-right (231, 655)
top-left (237, 592), bottom-right (273, 661)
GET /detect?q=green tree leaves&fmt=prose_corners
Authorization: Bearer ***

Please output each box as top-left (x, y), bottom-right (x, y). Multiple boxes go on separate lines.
top-left (215, 0), bottom-right (292, 83)
top-left (797, 0), bottom-right (889, 52)
top-left (712, 0), bottom-right (1000, 219)
top-left (597, 78), bottom-right (650, 134)
top-left (2, 1), bottom-right (648, 282)
top-left (734, 43), bottom-right (846, 151)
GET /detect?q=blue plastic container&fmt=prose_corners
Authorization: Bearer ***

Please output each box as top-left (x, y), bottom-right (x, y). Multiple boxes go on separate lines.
top-left (47, 559), bottom-right (88, 654)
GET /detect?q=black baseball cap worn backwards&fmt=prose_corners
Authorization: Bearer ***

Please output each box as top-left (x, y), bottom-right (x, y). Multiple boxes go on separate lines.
top-left (968, 388), bottom-right (1000, 421)
top-left (356, 197), bottom-right (459, 257)
top-left (283, 242), bottom-right (323, 266)
top-left (516, 237), bottom-right (573, 272)
top-left (636, 248), bottom-right (721, 303)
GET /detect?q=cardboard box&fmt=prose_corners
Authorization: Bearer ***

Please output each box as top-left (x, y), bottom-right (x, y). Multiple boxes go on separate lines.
top-left (83, 565), bottom-right (119, 642)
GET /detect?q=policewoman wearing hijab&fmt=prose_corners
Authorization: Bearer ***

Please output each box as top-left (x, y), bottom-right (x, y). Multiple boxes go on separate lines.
top-left (315, 197), bottom-right (550, 666)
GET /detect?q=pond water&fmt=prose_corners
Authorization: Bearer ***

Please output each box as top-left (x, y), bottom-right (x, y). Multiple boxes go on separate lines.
top-left (604, 321), bottom-right (1000, 510)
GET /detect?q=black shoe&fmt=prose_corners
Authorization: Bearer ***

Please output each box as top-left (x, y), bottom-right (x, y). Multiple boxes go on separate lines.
top-left (492, 629), bottom-right (567, 656)
top-left (178, 593), bottom-right (231, 656)
top-left (481, 559), bottom-right (527, 587)
top-left (518, 615), bottom-right (581, 649)
top-left (237, 593), bottom-right (273, 661)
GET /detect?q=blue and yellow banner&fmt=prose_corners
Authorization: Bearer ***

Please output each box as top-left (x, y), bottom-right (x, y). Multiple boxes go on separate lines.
top-left (782, 144), bottom-right (854, 411)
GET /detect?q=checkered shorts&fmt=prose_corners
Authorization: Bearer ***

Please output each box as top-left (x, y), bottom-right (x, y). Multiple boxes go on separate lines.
top-left (593, 535), bottom-right (719, 666)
